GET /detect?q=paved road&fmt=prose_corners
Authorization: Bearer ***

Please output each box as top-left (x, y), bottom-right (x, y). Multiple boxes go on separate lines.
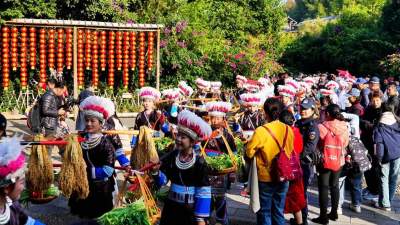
top-left (7, 118), bottom-right (400, 225)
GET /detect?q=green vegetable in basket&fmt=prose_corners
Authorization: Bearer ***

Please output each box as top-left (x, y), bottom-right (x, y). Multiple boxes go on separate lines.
top-left (155, 137), bottom-right (174, 152)
top-left (205, 153), bottom-right (243, 172)
top-left (98, 199), bottom-right (151, 225)
top-left (205, 154), bottom-right (235, 171)
top-left (45, 185), bottom-right (60, 197)
top-left (234, 138), bottom-right (244, 155)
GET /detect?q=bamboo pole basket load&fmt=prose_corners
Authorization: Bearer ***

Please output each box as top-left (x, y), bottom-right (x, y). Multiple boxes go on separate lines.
top-left (113, 172), bottom-right (161, 225)
top-left (201, 134), bottom-right (238, 176)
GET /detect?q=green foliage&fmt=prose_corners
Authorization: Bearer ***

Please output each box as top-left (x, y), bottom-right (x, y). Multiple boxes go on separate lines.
top-left (380, 53), bottom-right (400, 78)
top-left (0, 0), bottom-right (57, 22)
top-left (281, 0), bottom-right (397, 76)
top-left (0, 0), bottom-right (287, 89)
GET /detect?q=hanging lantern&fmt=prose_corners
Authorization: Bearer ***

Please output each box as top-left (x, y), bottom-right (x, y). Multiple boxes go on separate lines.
top-left (29, 27), bottom-right (36, 70)
top-left (57, 28), bottom-right (64, 73)
top-left (129, 32), bottom-right (136, 71)
top-left (122, 31), bottom-right (130, 88)
top-left (147, 32), bottom-right (154, 72)
top-left (48, 29), bottom-right (55, 69)
top-left (2, 27), bottom-right (10, 89)
top-left (100, 31), bottom-right (107, 71)
top-left (138, 32), bottom-right (146, 87)
top-left (108, 31), bottom-right (115, 88)
top-left (11, 27), bottom-right (18, 71)
top-left (39, 29), bottom-right (47, 86)
top-left (115, 31), bottom-right (122, 71)
top-left (20, 27), bottom-right (28, 89)
top-left (77, 29), bottom-right (85, 88)
top-left (65, 28), bottom-right (73, 70)
top-left (85, 30), bottom-right (92, 70)
top-left (92, 31), bottom-right (99, 87)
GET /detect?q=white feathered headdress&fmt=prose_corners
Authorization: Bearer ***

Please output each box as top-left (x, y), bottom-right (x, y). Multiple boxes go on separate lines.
top-left (0, 136), bottom-right (25, 187)
top-left (195, 78), bottom-right (211, 90)
top-left (80, 96), bottom-right (115, 121)
top-left (240, 93), bottom-right (264, 106)
top-left (139, 87), bottom-right (161, 101)
top-left (178, 81), bottom-right (194, 97)
top-left (162, 88), bottom-right (181, 101)
top-left (205, 101), bottom-right (232, 117)
top-left (178, 110), bottom-right (212, 141)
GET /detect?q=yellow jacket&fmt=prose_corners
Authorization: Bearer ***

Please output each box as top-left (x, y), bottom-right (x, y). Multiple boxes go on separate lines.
top-left (246, 120), bottom-right (295, 182)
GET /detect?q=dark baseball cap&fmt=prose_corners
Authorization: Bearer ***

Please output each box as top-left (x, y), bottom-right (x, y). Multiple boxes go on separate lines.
top-left (370, 76), bottom-right (380, 84)
top-left (301, 98), bottom-right (315, 109)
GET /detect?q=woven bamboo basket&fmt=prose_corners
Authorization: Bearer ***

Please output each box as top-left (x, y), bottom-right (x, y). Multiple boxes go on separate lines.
top-left (202, 135), bottom-right (238, 176)
top-left (116, 172), bottom-right (161, 225)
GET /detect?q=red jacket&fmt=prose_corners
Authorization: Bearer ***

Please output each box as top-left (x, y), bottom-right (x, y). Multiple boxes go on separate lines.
top-left (292, 126), bottom-right (303, 154)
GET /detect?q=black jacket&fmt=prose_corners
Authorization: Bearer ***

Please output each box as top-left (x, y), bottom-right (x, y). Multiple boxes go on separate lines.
top-left (40, 90), bottom-right (60, 130)
top-left (360, 106), bottom-right (382, 152)
top-left (296, 118), bottom-right (320, 164)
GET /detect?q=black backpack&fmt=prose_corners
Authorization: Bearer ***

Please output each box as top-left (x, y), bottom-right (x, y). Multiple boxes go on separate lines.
top-left (27, 96), bottom-right (42, 133)
top-left (347, 136), bottom-right (372, 173)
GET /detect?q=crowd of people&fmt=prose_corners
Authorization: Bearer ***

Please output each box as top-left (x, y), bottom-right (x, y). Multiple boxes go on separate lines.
top-left (0, 71), bottom-right (400, 225)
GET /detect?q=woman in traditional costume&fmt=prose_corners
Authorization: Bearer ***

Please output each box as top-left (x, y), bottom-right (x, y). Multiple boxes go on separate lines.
top-left (69, 96), bottom-right (116, 218)
top-left (156, 110), bottom-right (212, 225)
top-left (0, 137), bottom-right (45, 225)
top-left (233, 93), bottom-right (265, 141)
top-left (203, 101), bottom-right (237, 225)
top-left (134, 87), bottom-right (165, 131)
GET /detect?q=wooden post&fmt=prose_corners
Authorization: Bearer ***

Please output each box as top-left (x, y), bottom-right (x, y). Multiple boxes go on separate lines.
top-left (73, 27), bottom-right (78, 99)
top-left (156, 28), bottom-right (161, 90)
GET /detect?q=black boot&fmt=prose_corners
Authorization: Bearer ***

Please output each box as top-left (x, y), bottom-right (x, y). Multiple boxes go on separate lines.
top-left (311, 217), bottom-right (329, 225)
top-left (290, 218), bottom-right (304, 225)
top-left (328, 212), bottom-right (338, 221)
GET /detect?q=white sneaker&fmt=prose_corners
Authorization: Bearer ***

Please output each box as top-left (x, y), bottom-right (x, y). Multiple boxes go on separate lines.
top-left (350, 205), bottom-right (361, 213)
top-left (374, 202), bottom-right (391, 212)
top-left (337, 207), bottom-right (343, 215)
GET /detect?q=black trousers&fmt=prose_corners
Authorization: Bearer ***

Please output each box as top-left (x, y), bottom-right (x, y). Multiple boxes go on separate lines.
top-left (317, 167), bottom-right (342, 218)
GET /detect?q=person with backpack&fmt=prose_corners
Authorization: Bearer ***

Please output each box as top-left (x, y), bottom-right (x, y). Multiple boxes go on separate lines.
top-left (296, 98), bottom-right (320, 225)
top-left (40, 77), bottom-right (66, 137)
top-left (246, 98), bottom-right (295, 225)
top-left (373, 101), bottom-right (400, 211)
top-left (312, 104), bottom-right (349, 225)
top-left (338, 112), bottom-right (368, 214)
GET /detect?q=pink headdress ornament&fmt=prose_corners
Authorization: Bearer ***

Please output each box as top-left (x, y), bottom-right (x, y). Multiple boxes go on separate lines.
top-left (139, 87), bottom-right (161, 101)
top-left (326, 81), bottom-right (339, 90)
top-left (195, 78), bottom-right (211, 90)
top-left (162, 88), bottom-right (181, 101)
top-left (303, 77), bottom-right (315, 86)
top-left (346, 77), bottom-right (356, 84)
top-left (178, 110), bottom-right (212, 141)
top-left (320, 89), bottom-right (335, 96)
top-left (236, 75), bottom-right (247, 84)
top-left (240, 93), bottom-right (264, 106)
top-left (178, 81), bottom-right (194, 97)
top-left (210, 81), bottom-right (222, 92)
top-left (278, 85), bottom-right (296, 98)
top-left (0, 136), bottom-right (25, 187)
top-left (244, 79), bottom-right (260, 92)
top-left (206, 101), bottom-right (232, 117)
top-left (285, 79), bottom-right (300, 92)
top-left (80, 96), bottom-right (115, 121)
